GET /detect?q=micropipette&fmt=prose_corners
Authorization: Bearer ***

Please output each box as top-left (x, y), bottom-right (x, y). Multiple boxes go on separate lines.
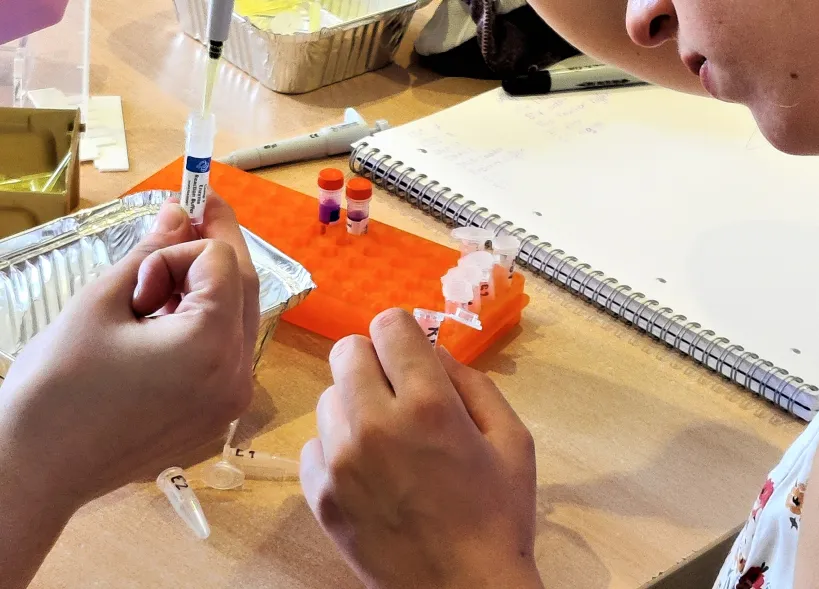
top-left (179, 0), bottom-right (234, 224)
top-left (451, 227), bottom-right (493, 256)
top-left (156, 467), bottom-right (211, 539)
top-left (203, 0), bottom-right (236, 116)
top-left (218, 109), bottom-right (390, 171)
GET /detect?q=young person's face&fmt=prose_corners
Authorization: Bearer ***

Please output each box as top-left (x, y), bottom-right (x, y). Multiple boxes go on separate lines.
top-left (626, 0), bottom-right (819, 155)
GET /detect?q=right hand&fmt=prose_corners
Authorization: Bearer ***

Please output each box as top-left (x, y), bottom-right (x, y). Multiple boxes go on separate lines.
top-left (300, 309), bottom-right (542, 589)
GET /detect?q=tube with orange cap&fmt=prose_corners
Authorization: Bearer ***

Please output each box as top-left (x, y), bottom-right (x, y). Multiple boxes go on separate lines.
top-left (346, 177), bottom-right (373, 235)
top-left (318, 168), bottom-right (345, 227)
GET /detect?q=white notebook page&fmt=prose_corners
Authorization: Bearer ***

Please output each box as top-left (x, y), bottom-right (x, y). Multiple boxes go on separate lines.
top-left (361, 86), bottom-right (819, 389)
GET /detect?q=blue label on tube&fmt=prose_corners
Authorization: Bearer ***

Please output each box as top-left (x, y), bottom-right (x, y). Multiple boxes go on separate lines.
top-left (185, 156), bottom-right (211, 173)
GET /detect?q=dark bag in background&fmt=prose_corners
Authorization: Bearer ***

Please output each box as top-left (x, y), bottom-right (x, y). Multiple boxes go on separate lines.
top-left (414, 0), bottom-right (580, 79)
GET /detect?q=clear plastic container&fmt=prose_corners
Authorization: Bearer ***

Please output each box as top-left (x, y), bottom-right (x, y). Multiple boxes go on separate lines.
top-left (345, 177), bottom-right (372, 235)
top-left (317, 168), bottom-right (343, 226)
top-left (0, 0), bottom-right (90, 114)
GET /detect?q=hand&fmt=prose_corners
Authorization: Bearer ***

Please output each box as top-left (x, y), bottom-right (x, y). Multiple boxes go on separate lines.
top-left (0, 196), bottom-right (259, 509)
top-left (301, 309), bottom-right (542, 589)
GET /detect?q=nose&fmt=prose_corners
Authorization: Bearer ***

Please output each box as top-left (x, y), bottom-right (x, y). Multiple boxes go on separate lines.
top-left (626, 0), bottom-right (678, 47)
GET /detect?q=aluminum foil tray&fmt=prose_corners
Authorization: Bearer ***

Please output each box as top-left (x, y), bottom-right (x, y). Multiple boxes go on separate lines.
top-left (0, 190), bottom-right (315, 379)
top-left (173, 0), bottom-right (417, 94)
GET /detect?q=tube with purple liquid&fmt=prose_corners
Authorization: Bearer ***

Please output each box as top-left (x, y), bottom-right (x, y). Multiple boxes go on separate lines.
top-left (345, 177), bottom-right (372, 235)
top-left (318, 168), bottom-right (344, 227)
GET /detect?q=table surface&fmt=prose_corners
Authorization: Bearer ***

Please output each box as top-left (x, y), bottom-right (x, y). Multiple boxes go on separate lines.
top-left (31, 1), bottom-right (806, 588)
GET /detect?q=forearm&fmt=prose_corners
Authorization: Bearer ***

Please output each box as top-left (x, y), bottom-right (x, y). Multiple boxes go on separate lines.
top-left (529, 0), bottom-right (704, 95)
top-left (0, 430), bottom-right (76, 588)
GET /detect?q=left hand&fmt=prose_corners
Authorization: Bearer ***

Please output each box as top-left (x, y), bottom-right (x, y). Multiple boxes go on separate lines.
top-left (0, 196), bottom-right (259, 509)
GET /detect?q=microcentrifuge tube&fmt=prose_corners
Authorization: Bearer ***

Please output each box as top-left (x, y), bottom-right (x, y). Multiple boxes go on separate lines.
top-left (201, 456), bottom-right (246, 491)
top-left (448, 265), bottom-right (482, 313)
top-left (224, 446), bottom-right (300, 481)
top-left (460, 250), bottom-right (496, 300)
top-left (180, 111), bottom-right (217, 225)
top-left (451, 227), bottom-right (493, 256)
top-left (491, 235), bottom-right (521, 287)
top-left (441, 272), bottom-right (474, 316)
top-left (413, 308), bottom-right (447, 346)
top-left (156, 467), bottom-right (211, 539)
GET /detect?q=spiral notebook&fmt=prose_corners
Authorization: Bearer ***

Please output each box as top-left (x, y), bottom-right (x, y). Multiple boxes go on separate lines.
top-left (350, 85), bottom-right (819, 421)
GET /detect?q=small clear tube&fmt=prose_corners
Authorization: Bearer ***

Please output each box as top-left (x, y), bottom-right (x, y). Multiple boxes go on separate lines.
top-left (223, 446), bottom-right (301, 481)
top-left (491, 235), bottom-right (521, 287)
top-left (181, 111), bottom-right (217, 225)
top-left (459, 250), bottom-right (496, 301)
top-left (451, 227), bottom-right (493, 257)
top-left (441, 273), bottom-right (474, 317)
top-left (413, 308), bottom-right (446, 346)
top-left (447, 265), bottom-right (482, 313)
top-left (156, 467), bottom-right (211, 539)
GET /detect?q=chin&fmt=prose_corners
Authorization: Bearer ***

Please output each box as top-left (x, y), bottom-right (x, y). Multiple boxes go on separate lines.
top-left (750, 102), bottom-right (819, 156)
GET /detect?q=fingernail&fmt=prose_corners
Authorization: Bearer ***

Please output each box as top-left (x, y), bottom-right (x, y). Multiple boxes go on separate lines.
top-left (151, 204), bottom-right (188, 233)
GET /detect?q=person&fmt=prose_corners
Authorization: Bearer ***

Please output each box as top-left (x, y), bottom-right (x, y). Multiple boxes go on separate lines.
top-left (0, 0), bottom-right (817, 586)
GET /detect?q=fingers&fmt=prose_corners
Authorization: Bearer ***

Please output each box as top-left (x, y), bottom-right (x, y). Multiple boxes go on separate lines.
top-left (137, 240), bottom-right (243, 330)
top-left (316, 386), bottom-right (352, 462)
top-left (108, 200), bottom-right (197, 308)
top-left (197, 195), bottom-right (260, 369)
top-left (368, 309), bottom-right (458, 404)
top-left (436, 347), bottom-right (529, 445)
top-left (329, 335), bottom-right (393, 412)
top-left (300, 437), bottom-right (328, 516)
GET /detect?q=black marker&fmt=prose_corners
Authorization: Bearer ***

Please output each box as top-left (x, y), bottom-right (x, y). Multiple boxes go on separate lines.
top-left (503, 64), bottom-right (647, 97)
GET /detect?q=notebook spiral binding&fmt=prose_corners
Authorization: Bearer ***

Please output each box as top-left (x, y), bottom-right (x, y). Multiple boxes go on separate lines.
top-left (351, 142), bottom-right (819, 420)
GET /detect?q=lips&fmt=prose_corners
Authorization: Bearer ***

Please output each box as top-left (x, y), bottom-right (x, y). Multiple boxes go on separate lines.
top-left (682, 53), bottom-right (706, 77)
top-left (698, 60), bottom-right (719, 98)
top-left (682, 52), bottom-right (719, 98)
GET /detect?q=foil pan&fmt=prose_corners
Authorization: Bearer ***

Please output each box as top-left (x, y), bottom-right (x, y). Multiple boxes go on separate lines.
top-left (0, 190), bottom-right (315, 379)
top-left (173, 0), bottom-right (417, 94)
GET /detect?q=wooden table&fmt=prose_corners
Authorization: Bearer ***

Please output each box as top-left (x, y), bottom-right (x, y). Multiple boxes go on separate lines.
top-left (32, 1), bottom-right (806, 587)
